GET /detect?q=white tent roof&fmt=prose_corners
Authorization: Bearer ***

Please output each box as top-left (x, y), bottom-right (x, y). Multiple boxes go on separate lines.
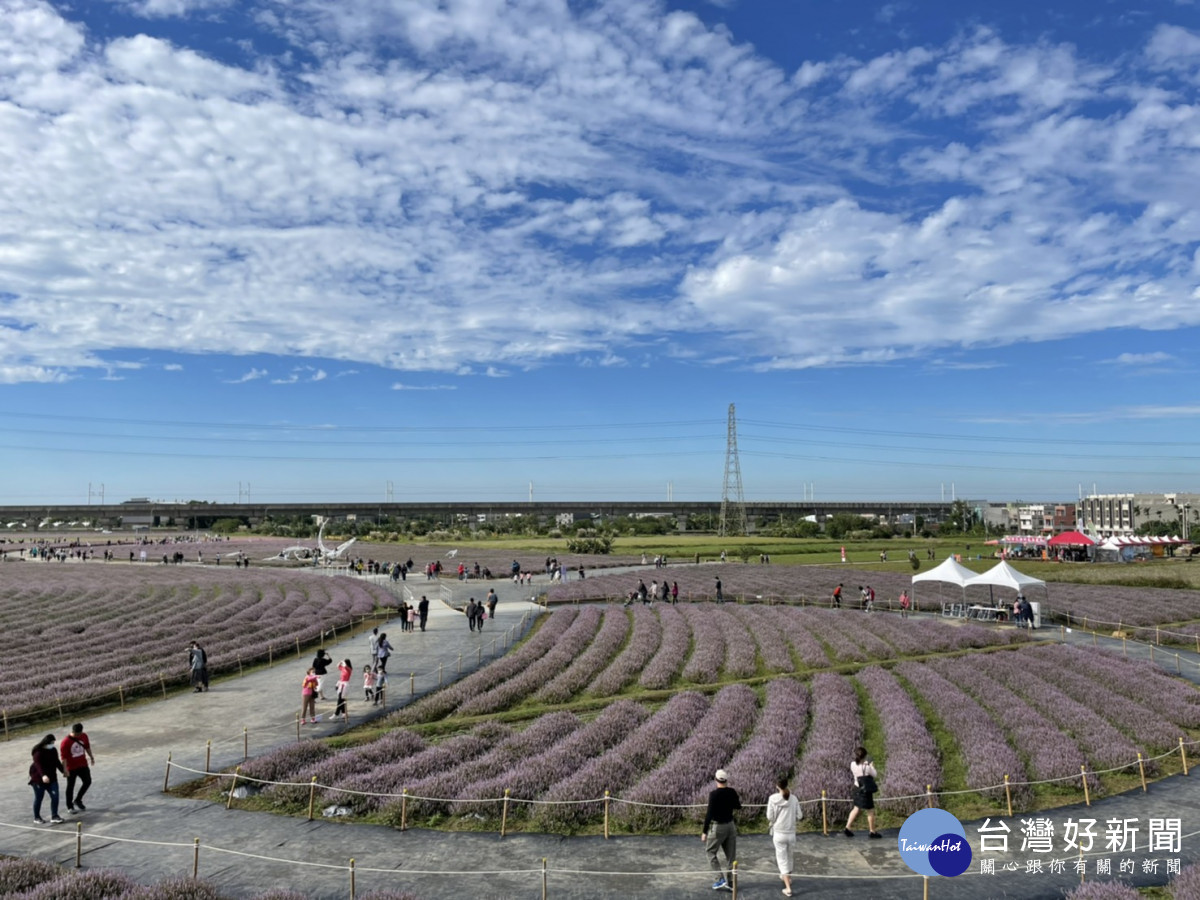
top-left (911, 556), bottom-right (978, 587)
top-left (964, 560), bottom-right (1045, 591)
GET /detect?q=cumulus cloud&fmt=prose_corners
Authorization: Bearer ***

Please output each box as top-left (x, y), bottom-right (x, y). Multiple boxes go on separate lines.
top-left (0, 0), bottom-right (1198, 383)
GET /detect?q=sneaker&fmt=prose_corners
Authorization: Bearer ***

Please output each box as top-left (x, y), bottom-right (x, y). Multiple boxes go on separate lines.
top-left (75, 802), bottom-right (86, 812)
top-left (783, 891), bottom-right (793, 897)
top-left (712, 879), bottom-right (728, 891)
top-left (843, 828), bottom-right (854, 837)
top-left (50, 816), bottom-right (65, 824)
top-left (869, 831), bottom-right (882, 839)
top-left (33, 816), bottom-right (46, 824)
top-left (66, 805), bottom-right (76, 814)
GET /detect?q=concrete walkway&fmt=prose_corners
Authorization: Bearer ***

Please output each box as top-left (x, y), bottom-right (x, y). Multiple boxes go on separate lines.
top-left (2, 582), bottom-right (1199, 899)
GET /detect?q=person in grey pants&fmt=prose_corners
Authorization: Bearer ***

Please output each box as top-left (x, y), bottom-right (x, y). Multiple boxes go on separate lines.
top-left (701, 768), bottom-right (741, 891)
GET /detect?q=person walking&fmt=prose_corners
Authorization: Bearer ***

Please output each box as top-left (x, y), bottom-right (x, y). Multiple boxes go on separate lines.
top-left (899, 589), bottom-right (911, 619)
top-left (300, 668), bottom-right (319, 723)
top-left (418, 595), bottom-right (429, 632)
top-left (466, 598), bottom-right (478, 632)
top-left (60, 723), bottom-right (95, 813)
top-left (766, 775), bottom-right (801, 896)
top-left (486, 588), bottom-right (498, 620)
top-left (701, 768), bottom-right (741, 891)
top-left (187, 641), bottom-right (208, 692)
top-left (844, 746), bottom-right (881, 838)
top-left (367, 627), bottom-right (380, 668)
top-left (832, 584), bottom-right (843, 608)
top-left (333, 659), bottom-right (352, 721)
top-left (671, 582), bottom-right (679, 604)
top-left (376, 633), bottom-right (393, 672)
top-left (714, 577), bottom-right (724, 603)
top-left (29, 734), bottom-right (65, 824)
top-left (406, 604), bottom-right (416, 632)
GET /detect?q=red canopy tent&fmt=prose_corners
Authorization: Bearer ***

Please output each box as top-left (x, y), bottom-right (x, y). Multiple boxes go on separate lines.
top-left (1047, 531), bottom-right (1095, 547)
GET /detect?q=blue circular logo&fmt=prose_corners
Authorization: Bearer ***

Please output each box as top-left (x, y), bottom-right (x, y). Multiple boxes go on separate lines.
top-left (898, 809), bottom-right (972, 877)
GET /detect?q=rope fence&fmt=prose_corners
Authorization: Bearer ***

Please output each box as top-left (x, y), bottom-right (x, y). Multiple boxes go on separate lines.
top-left (10, 813), bottom-right (1200, 899)
top-left (162, 735), bottom-right (1200, 838)
top-left (2, 606), bottom-right (538, 745)
top-left (0, 817), bottom-right (933, 900)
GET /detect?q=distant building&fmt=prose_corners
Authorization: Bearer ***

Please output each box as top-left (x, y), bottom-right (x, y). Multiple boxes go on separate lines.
top-left (1078, 492), bottom-right (1200, 538)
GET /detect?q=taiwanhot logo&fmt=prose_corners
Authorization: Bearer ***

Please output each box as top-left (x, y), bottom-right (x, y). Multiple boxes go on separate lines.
top-left (898, 808), bottom-right (973, 877)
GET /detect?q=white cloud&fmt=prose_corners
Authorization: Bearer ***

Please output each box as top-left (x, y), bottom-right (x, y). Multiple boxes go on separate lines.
top-left (1145, 24), bottom-right (1200, 71)
top-left (391, 382), bottom-right (457, 391)
top-left (226, 367), bottom-right (267, 383)
top-left (0, 364), bottom-right (70, 383)
top-left (164, 363), bottom-right (184, 371)
top-left (1113, 351), bottom-right (1176, 365)
top-left (0, 0), bottom-right (1198, 384)
top-left (116, 0), bottom-right (234, 18)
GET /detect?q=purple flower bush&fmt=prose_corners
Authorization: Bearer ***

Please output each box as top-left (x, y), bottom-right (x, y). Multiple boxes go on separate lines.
top-left (388, 608), bottom-right (578, 724)
top-left (330, 723), bottom-right (513, 814)
top-left (533, 691), bottom-right (711, 830)
top-left (616, 683), bottom-right (759, 830)
top-left (400, 712), bottom-right (582, 817)
top-left (853, 666), bottom-right (942, 816)
top-left (728, 605), bottom-right (794, 672)
top-left (639, 603), bottom-right (692, 689)
top-left (707, 678), bottom-right (809, 825)
top-left (457, 607), bottom-right (604, 715)
top-left (268, 730), bottom-right (428, 805)
top-left (1014, 645), bottom-right (1180, 753)
top-left (0, 858), bottom-right (60, 894)
top-left (451, 700), bottom-right (649, 817)
top-left (20, 869), bottom-right (138, 900)
top-left (588, 605), bottom-right (662, 696)
top-left (1064, 882), bottom-right (1142, 899)
top-left (970, 651), bottom-right (1139, 772)
top-left (238, 740), bottom-right (336, 786)
top-left (533, 607), bottom-right (631, 704)
top-left (931, 657), bottom-right (1092, 787)
top-left (708, 605), bottom-right (759, 678)
top-left (1048, 644), bottom-right (1200, 728)
top-left (679, 605), bottom-right (726, 683)
top-left (1169, 863), bottom-right (1200, 898)
top-left (895, 661), bottom-right (1030, 806)
top-left (792, 672), bottom-right (862, 821)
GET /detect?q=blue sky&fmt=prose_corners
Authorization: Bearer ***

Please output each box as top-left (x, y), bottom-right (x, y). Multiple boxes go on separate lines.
top-left (1, 0), bottom-right (1199, 505)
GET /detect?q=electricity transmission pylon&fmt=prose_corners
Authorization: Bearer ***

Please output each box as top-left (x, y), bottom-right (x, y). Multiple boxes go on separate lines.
top-left (719, 403), bottom-right (748, 537)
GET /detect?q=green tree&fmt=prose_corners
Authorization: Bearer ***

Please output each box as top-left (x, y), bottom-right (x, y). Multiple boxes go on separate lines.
top-left (825, 513), bottom-right (871, 540)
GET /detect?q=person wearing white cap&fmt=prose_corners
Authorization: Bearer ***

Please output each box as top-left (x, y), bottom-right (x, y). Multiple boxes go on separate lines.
top-left (701, 768), bottom-right (741, 891)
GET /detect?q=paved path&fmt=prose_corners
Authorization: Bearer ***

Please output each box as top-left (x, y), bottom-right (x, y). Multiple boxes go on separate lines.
top-left (2, 581), bottom-right (1200, 899)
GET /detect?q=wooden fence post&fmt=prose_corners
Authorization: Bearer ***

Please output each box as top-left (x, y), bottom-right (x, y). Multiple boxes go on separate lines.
top-left (163, 752), bottom-right (172, 792)
top-left (227, 766), bottom-right (241, 809)
top-left (1004, 775), bottom-right (1013, 817)
top-left (1081, 766), bottom-right (1091, 806)
top-left (604, 790), bottom-right (610, 839)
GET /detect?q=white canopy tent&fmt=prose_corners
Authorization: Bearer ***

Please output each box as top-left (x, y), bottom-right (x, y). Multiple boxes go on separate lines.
top-left (963, 560), bottom-right (1048, 605)
top-left (910, 556), bottom-right (979, 607)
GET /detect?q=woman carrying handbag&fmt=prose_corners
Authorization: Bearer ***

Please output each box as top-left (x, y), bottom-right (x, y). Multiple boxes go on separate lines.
top-left (844, 746), bottom-right (882, 838)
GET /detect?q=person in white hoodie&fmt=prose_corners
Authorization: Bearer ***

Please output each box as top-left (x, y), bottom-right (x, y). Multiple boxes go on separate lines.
top-left (765, 775), bottom-right (801, 896)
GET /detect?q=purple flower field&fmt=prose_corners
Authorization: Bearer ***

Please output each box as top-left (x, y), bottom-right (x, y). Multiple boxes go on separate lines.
top-left (216, 601), bottom-right (1200, 834)
top-left (0, 565), bottom-right (392, 721)
top-left (547, 562), bottom-right (1200, 630)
